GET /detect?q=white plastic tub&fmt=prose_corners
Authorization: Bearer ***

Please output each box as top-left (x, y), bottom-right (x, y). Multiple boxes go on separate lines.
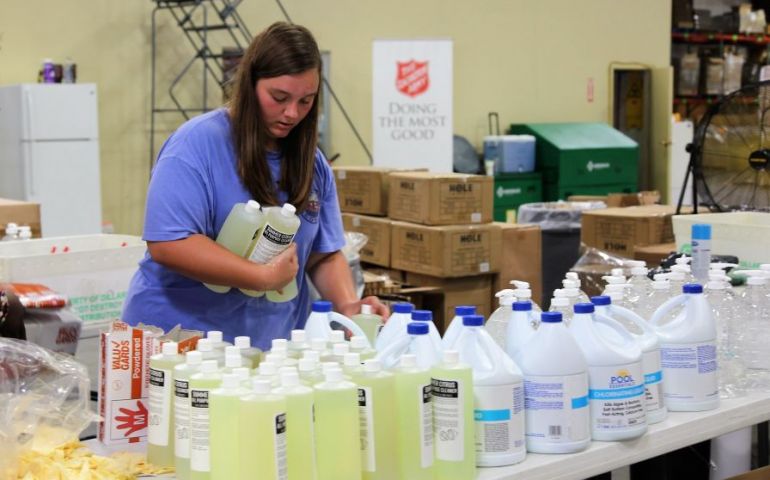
top-left (672, 212), bottom-right (770, 268)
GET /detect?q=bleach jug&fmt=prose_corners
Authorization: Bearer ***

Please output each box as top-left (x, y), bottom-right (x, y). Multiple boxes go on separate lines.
top-left (304, 300), bottom-right (370, 346)
top-left (455, 315), bottom-right (526, 466)
top-left (516, 312), bottom-right (590, 454)
top-left (410, 310), bottom-right (442, 354)
top-left (569, 303), bottom-right (647, 440)
top-left (442, 305), bottom-right (477, 350)
top-left (505, 301), bottom-right (537, 360)
top-left (376, 302), bottom-right (414, 351)
top-left (376, 322), bottom-right (441, 370)
top-left (650, 283), bottom-right (719, 412)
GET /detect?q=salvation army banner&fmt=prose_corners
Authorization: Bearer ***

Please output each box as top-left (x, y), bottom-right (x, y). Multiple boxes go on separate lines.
top-left (372, 39), bottom-right (453, 172)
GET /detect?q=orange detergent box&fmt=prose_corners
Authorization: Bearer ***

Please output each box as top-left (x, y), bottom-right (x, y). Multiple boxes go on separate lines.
top-left (97, 320), bottom-right (199, 446)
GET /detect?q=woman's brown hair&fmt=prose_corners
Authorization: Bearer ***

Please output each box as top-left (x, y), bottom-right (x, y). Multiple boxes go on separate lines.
top-left (229, 22), bottom-right (321, 211)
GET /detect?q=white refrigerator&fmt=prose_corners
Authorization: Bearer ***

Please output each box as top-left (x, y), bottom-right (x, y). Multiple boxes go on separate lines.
top-left (0, 83), bottom-right (102, 237)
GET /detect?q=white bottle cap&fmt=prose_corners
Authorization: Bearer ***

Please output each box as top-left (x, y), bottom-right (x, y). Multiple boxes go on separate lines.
top-left (553, 289), bottom-right (566, 298)
top-left (550, 297), bottom-right (569, 307)
top-left (19, 228), bottom-right (31, 240)
top-left (259, 362), bottom-right (278, 376)
top-left (281, 371), bottom-right (301, 387)
top-left (653, 273), bottom-right (669, 281)
top-left (512, 289), bottom-right (532, 299)
top-left (329, 330), bottom-right (345, 343)
top-left (400, 354), bottom-right (417, 368)
top-left (298, 358), bottom-right (316, 372)
top-left (748, 276), bottom-right (767, 286)
top-left (360, 304), bottom-right (373, 315)
top-left (272, 338), bottom-right (288, 351)
top-left (207, 331), bottom-right (223, 343)
top-left (563, 287), bottom-right (580, 297)
top-left (234, 336), bottom-right (251, 349)
top-left (245, 200), bottom-right (261, 213)
top-left (566, 272), bottom-right (579, 281)
top-left (200, 360), bottom-right (218, 373)
top-left (232, 367), bottom-right (251, 382)
top-left (196, 338), bottom-right (213, 352)
top-left (668, 271), bottom-right (686, 281)
top-left (225, 352), bottom-right (242, 368)
top-left (225, 345), bottom-right (240, 356)
top-left (707, 280), bottom-right (725, 290)
top-left (279, 366), bottom-right (297, 376)
top-left (222, 373), bottom-right (240, 389)
top-left (611, 268), bottom-right (625, 277)
top-left (161, 342), bottom-right (178, 356)
top-left (443, 349), bottom-right (459, 365)
top-left (495, 288), bottom-right (516, 298)
top-left (291, 330), bottom-right (307, 343)
top-left (671, 264), bottom-right (691, 273)
top-left (325, 368), bottom-right (343, 382)
top-left (510, 280), bottom-right (530, 289)
top-left (321, 362), bottom-right (340, 374)
top-left (364, 359), bottom-right (382, 372)
top-left (252, 378), bottom-right (272, 394)
top-left (5, 223), bottom-right (18, 234)
top-left (303, 350), bottom-right (321, 362)
top-left (186, 350), bottom-right (203, 365)
top-left (350, 336), bottom-right (368, 350)
top-left (332, 343), bottom-right (349, 356)
top-left (281, 203), bottom-right (297, 216)
top-left (562, 279), bottom-right (579, 289)
top-left (631, 267), bottom-right (648, 276)
top-left (652, 280), bottom-right (670, 290)
top-left (344, 352), bottom-right (361, 366)
top-left (311, 338), bottom-right (327, 352)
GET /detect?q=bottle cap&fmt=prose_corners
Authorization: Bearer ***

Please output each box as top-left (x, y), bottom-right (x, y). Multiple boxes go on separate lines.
top-left (591, 295), bottom-right (611, 306)
top-left (329, 330), bottom-right (345, 343)
top-left (562, 279), bottom-right (579, 288)
top-left (281, 203), bottom-right (297, 216)
top-left (541, 311), bottom-right (562, 323)
top-left (631, 267), bottom-right (648, 276)
top-left (259, 362), bottom-right (278, 376)
top-left (360, 304), bottom-right (373, 315)
top-left (161, 342), bottom-right (178, 356)
top-left (5, 223), bottom-right (18, 234)
top-left (512, 289), bottom-right (532, 298)
top-left (225, 352), bottom-right (242, 368)
top-left (455, 305), bottom-right (476, 316)
top-left (344, 352), bottom-right (361, 366)
top-left (411, 310), bottom-right (432, 321)
top-left (185, 350), bottom-right (203, 365)
top-left (683, 283), bottom-right (703, 294)
top-left (550, 296), bottom-right (569, 307)
top-left (200, 360), bottom-right (218, 373)
top-left (495, 288), bottom-right (516, 298)
top-left (298, 358), bottom-right (316, 372)
top-left (364, 359), bottom-right (382, 372)
top-left (350, 336), bottom-right (368, 350)
top-left (234, 336), bottom-right (251, 349)
top-left (400, 354), bottom-right (417, 368)
top-left (272, 338), bottom-right (288, 351)
top-left (303, 350), bottom-right (321, 362)
top-left (462, 315), bottom-right (484, 326)
top-left (512, 301), bottom-right (532, 312)
top-left (574, 303), bottom-right (595, 314)
top-left (325, 368), bottom-right (343, 382)
top-left (281, 371), bottom-right (301, 387)
top-left (311, 338), bottom-right (327, 352)
top-left (312, 300), bottom-right (332, 313)
top-left (196, 338), bottom-right (213, 352)
top-left (225, 345), bottom-right (240, 356)
top-left (321, 362), bottom-right (340, 374)
top-left (692, 224), bottom-right (712, 240)
top-left (393, 302), bottom-right (414, 314)
top-left (332, 343), bottom-right (349, 356)
top-left (207, 331), bottom-right (223, 343)
top-left (510, 280), bottom-right (530, 289)
top-left (232, 367), bottom-right (250, 381)
top-left (222, 373), bottom-right (240, 389)
top-left (407, 322), bottom-right (429, 335)
top-left (245, 200), bottom-right (261, 213)
top-left (566, 272), bottom-right (579, 282)
top-left (611, 268), bottom-right (625, 277)
top-left (290, 330), bottom-right (307, 343)
top-left (443, 349), bottom-right (459, 365)
top-left (252, 378), bottom-right (272, 394)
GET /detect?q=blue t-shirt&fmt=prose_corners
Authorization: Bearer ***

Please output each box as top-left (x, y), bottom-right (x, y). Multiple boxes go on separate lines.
top-left (122, 109), bottom-right (346, 349)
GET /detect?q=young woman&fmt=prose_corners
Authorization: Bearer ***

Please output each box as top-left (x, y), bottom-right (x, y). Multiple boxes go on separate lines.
top-left (123, 22), bottom-right (388, 348)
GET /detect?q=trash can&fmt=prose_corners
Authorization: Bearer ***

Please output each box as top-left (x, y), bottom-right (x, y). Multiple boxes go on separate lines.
top-left (518, 201), bottom-right (606, 309)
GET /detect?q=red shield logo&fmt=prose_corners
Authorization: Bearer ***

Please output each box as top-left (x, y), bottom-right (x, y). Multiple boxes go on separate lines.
top-left (396, 60), bottom-right (429, 97)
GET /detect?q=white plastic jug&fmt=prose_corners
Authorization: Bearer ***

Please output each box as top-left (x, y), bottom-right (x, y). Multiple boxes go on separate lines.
top-left (505, 301), bottom-right (537, 360)
top-left (304, 300), bottom-right (370, 347)
top-left (376, 322), bottom-right (441, 370)
top-left (591, 296), bottom-right (667, 424)
top-left (569, 303), bottom-right (647, 440)
top-left (442, 305), bottom-right (477, 350)
top-left (516, 311), bottom-right (590, 454)
top-left (375, 302), bottom-right (414, 351)
top-left (650, 283), bottom-right (719, 412)
top-left (410, 310), bottom-right (443, 354)
top-left (454, 315), bottom-right (526, 467)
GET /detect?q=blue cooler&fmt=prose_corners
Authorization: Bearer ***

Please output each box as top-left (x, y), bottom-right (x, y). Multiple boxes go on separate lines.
top-left (498, 135), bottom-right (536, 173)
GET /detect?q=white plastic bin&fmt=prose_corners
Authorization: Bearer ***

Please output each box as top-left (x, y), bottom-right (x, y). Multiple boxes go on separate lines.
top-left (672, 212), bottom-right (770, 268)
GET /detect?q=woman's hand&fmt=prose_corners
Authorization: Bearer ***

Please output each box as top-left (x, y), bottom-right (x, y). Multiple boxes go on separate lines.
top-left (263, 243), bottom-right (299, 291)
top-left (338, 296), bottom-right (390, 321)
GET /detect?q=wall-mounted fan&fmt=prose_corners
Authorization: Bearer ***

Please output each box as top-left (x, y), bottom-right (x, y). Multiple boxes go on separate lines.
top-left (679, 79), bottom-right (770, 213)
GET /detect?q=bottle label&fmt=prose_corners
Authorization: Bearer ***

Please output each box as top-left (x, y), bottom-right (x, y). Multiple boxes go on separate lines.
top-left (189, 388), bottom-right (212, 472)
top-left (419, 383), bottom-right (434, 468)
top-left (148, 367), bottom-right (171, 446)
top-left (358, 387), bottom-right (376, 471)
top-left (588, 363), bottom-right (646, 432)
top-left (174, 378), bottom-right (191, 458)
top-left (660, 342), bottom-right (718, 403)
top-left (248, 224), bottom-right (295, 263)
top-left (432, 377), bottom-right (465, 461)
top-left (642, 350), bottom-right (664, 413)
top-left (473, 382), bottom-right (525, 457)
top-left (524, 373), bottom-right (589, 443)
top-left (275, 412), bottom-right (288, 480)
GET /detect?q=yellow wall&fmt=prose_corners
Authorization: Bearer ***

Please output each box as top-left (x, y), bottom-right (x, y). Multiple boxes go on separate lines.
top-left (0, 0), bottom-right (671, 235)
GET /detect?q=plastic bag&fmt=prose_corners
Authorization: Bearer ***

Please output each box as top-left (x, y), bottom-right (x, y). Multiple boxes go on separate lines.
top-left (518, 201), bottom-right (606, 231)
top-left (307, 231), bottom-right (369, 302)
top-left (570, 247), bottom-right (632, 299)
top-left (0, 338), bottom-right (96, 476)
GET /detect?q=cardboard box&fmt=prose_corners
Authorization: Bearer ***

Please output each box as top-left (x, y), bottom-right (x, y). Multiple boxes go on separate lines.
top-left (405, 273), bottom-right (493, 333)
top-left (634, 242), bottom-right (677, 267)
top-left (492, 222), bottom-right (543, 306)
top-left (388, 172), bottom-right (494, 225)
top-left (342, 213), bottom-right (391, 267)
top-left (568, 190), bottom-right (660, 208)
top-left (581, 205), bottom-right (677, 258)
top-left (333, 166), bottom-right (425, 216)
top-left (0, 198), bottom-right (41, 238)
top-left (391, 221), bottom-right (501, 278)
top-left (726, 465), bottom-right (770, 480)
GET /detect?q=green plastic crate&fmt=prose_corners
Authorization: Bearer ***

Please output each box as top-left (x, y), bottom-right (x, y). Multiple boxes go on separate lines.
top-left (509, 123), bottom-right (639, 188)
top-left (493, 172), bottom-right (542, 209)
top-left (543, 182), bottom-right (637, 202)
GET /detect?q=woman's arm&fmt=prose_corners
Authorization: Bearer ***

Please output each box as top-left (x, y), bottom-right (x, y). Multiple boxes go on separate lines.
top-left (148, 234), bottom-right (298, 291)
top-left (308, 251), bottom-right (390, 318)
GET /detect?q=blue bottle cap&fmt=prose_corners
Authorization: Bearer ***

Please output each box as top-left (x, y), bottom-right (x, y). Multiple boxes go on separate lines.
top-left (512, 301), bottom-right (532, 312)
top-left (407, 322), bottom-right (429, 335)
top-left (393, 302), bottom-right (414, 314)
top-left (692, 224), bottom-right (712, 240)
top-left (462, 315), bottom-right (484, 326)
top-left (411, 310), bottom-right (432, 321)
top-left (573, 303), bottom-right (595, 314)
top-left (541, 311), bottom-right (562, 323)
top-left (312, 300), bottom-right (332, 313)
top-left (455, 305), bottom-right (476, 316)
top-left (591, 295), bottom-right (611, 306)
top-left (683, 283), bottom-right (703, 294)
